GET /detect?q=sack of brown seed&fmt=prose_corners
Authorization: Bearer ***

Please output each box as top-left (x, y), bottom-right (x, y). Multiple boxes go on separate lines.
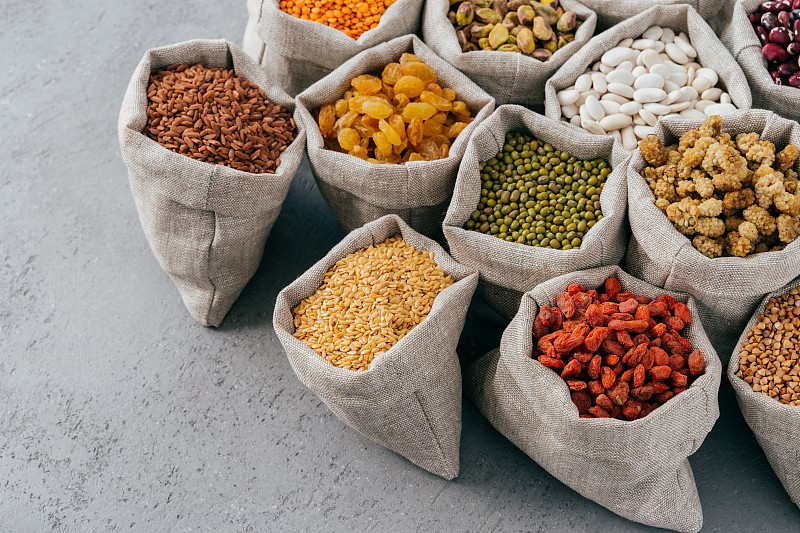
top-left (728, 279), bottom-right (800, 510)
top-left (578, 0), bottom-right (723, 31)
top-left (624, 110), bottom-right (800, 354)
top-left (442, 105), bottom-right (629, 319)
top-left (465, 265), bottom-right (721, 532)
top-left (421, 0), bottom-right (597, 107)
top-left (721, 0), bottom-right (800, 124)
top-left (273, 214), bottom-right (478, 479)
top-left (242, 0), bottom-right (425, 97)
top-left (118, 39), bottom-right (305, 327)
top-left (295, 35), bottom-right (495, 239)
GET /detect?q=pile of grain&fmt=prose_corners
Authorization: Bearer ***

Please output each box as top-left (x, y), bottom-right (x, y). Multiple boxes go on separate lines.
top-left (292, 235), bottom-right (453, 371)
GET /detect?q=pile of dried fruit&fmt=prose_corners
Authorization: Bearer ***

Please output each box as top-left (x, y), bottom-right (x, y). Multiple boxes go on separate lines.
top-left (736, 287), bottom-right (800, 406)
top-left (279, 0), bottom-right (396, 39)
top-left (532, 277), bottom-right (706, 420)
top-left (315, 53), bottom-right (474, 164)
top-left (447, 0), bottom-right (581, 60)
top-left (145, 63), bottom-right (297, 174)
top-left (292, 235), bottom-right (454, 371)
top-left (639, 115), bottom-right (800, 257)
top-left (464, 131), bottom-right (608, 248)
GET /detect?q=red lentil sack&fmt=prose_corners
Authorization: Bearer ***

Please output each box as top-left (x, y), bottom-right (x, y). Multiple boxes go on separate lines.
top-left (443, 105), bottom-right (629, 319)
top-left (728, 278), bottom-right (800, 510)
top-left (421, 0), bottom-right (597, 107)
top-left (721, 0), bottom-right (800, 124)
top-left (118, 39), bottom-right (306, 326)
top-left (295, 35), bottom-right (495, 239)
top-left (624, 110), bottom-right (800, 354)
top-left (465, 265), bottom-right (721, 532)
top-left (242, 0), bottom-right (425, 97)
top-left (273, 215), bottom-right (478, 479)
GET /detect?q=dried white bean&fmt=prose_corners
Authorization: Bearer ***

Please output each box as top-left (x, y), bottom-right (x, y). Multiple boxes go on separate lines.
top-left (608, 82), bottom-right (635, 98)
top-left (703, 103), bottom-right (737, 116)
top-left (558, 89), bottom-right (580, 106)
top-left (643, 102), bottom-right (671, 115)
top-left (606, 70), bottom-right (635, 85)
top-left (600, 113), bottom-right (633, 131)
top-left (639, 108), bottom-right (658, 127)
top-left (574, 73), bottom-right (593, 93)
top-left (634, 73), bottom-right (665, 90)
top-left (585, 95), bottom-right (605, 121)
top-left (621, 126), bottom-right (638, 150)
top-left (562, 104), bottom-right (579, 119)
top-left (633, 88), bottom-right (667, 103)
top-left (619, 101), bottom-right (642, 115)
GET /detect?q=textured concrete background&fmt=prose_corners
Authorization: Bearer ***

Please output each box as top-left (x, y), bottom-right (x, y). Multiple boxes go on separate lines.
top-left (1, 1), bottom-right (798, 532)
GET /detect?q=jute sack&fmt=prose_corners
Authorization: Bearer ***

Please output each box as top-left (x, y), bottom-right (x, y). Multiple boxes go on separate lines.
top-left (578, 0), bottom-right (723, 31)
top-left (721, 0), bottom-right (800, 124)
top-left (442, 105), bottom-right (630, 320)
top-left (273, 215), bottom-right (478, 479)
top-left (543, 4), bottom-right (752, 133)
top-left (624, 110), bottom-right (800, 353)
top-left (465, 265), bottom-right (721, 532)
top-left (728, 279), bottom-right (800, 510)
top-left (119, 39), bottom-right (306, 327)
top-left (295, 35), bottom-right (495, 238)
top-left (244, 0), bottom-right (424, 97)
top-left (421, 0), bottom-right (597, 107)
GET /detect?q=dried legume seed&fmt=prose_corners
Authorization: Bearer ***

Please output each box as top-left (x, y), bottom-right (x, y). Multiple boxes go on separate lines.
top-left (279, 0), bottom-right (397, 39)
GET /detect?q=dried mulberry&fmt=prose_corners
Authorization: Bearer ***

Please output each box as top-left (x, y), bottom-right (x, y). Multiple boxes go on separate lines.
top-left (697, 198), bottom-right (723, 217)
top-left (774, 191), bottom-right (800, 216)
top-left (655, 197), bottom-right (670, 211)
top-left (675, 180), bottom-right (695, 198)
top-left (743, 204), bottom-right (777, 235)
top-left (699, 115), bottom-right (723, 138)
top-left (754, 170), bottom-right (785, 209)
top-left (667, 148), bottom-right (682, 165)
top-left (737, 221), bottom-right (759, 242)
top-left (639, 135), bottom-right (668, 166)
top-left (654, 180), bottom-right (678, 203)
top-left (692, 235), bottom-right (723, 258)
top-left (696, 217), bottom-right (725, 238)
top-left (745, 139), bottom-right (776, 167)
top-left (694, 175), bottom-right (715, 198)
top-left (711, 171), bottom-right (743, 193)
top-left (722, 189), bottom-right (755, 212)
top-left (666, 197), bottom-right (698, 232)
top-left (725, 215), bottom-right (745, 233)
top-left (725, 231), bottom-right (753, 257)
top-left (776, 144), bottom-right (799, 171)
top-left (777, 213), bottom-right (800, 243)
top-left (736, 132), bottom-right (760, 154)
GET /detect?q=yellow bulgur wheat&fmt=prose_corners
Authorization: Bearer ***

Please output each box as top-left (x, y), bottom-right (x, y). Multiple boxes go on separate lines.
top-left (292, 235), bottom-right (454, 371)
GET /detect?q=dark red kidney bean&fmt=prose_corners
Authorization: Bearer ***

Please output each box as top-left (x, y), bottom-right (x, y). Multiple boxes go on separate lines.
top-left (763, 12), bottom-right (780, 31)
top-left (764, 42), bottom-right (789, 61)
top-left (751, 13), bottom-right (762, 25)
top-left (789, 71), bottom-right (800, 86)
top-left (757, 25), bottom-right (770, 44)
top-left (794, 18), bottom-right (800, 37)
top-left (770, 27), bottom-right (794, 44)
top-left (777, 61), bottom-right (800, 75)
top-left (793, 0), bottom-right (800, 8)
top-left (771, 70), bottom-right (784, 84)
top-left (761, 1), bottom-right (786, 12)
top-left (780, 10), bottom-right (793, 26)
top-left (788, 42), bottom-right (800, 54)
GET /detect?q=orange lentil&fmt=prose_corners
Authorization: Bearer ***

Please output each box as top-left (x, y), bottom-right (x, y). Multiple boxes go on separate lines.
top-left (280, 0), bottom-right (397, 39)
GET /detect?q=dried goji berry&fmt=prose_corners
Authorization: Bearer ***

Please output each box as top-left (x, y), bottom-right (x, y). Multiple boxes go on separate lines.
top-left (673, 385), bottom-right (687, 394)
top-left (631, 384), bottom-right (653, 401)
top-left (584, 326), bottom-right (609, 352)
top-left (633, 364), bottom-right (646, 388)
top-left (573, 323), bottom-right (591, 337)
top-left (588, 380), bottom-right (605, 396)
top-left (601, 339), bottom-right (625, 356)
top-left (665, 316), bottom-right (685, 331)
top-left (642, 347), bottom-right (655, 370)
top-left (656, 294), bottom-right (677, 310)
top-left (608, 319), bottom-right (649, 333)
top-left (600, 366), bottom-right (616, 388)
top-left (679, 336), bottom-right (692, 352)
top-left (607, 381), bottom-right (630, 405)
top-left (557, 292), bottom-right (576, 318)
top-left (648, 301), bottom-right (670, 318)
top-left (673, 302), bottom-right (692, 325)
top-left (605, 353), bottom-right (620, 366)
top-left (572, 390), bottom-right (592, 414)
top-left (650, 337), bottom-right (662, 348)
top-left (604, 277), bottom-right (621, 301)
top-left (620, 368), bottom-right (634, 382)
top-left (554, 333), bottom-right (585, 353)
top-left (598, 302), bottom-right (618, 315)
top-left (573, 351), bottom-right (593, 364)
top-left (611, 312), bottom-right (635, 321)
top-left (567, 379), bottom-right (588, 391)
top-left (654, 391), bottom-right (674, 403)
top-left (622, 398), bottom-right (644, 420)
top-left (634, 305), bottom-right (650, 322)
top-left (649, 365), bottom-right (672, 381)
top-left (670, 371), bottom-right (688, 387)
top-left (611, 406), bottom-right (623, 418)
top-left (634, 295), bottom-right (652, 304)
top-left (588, 406), bottom-right (611, 418)
top-left (538, 355), bottom-right (564, 371)
top-left (618, 298), bottom-right (639, 314)
top-left (650, 382), bottom-right (669, 394)
top-left (613, 361), bottom-right (623, 376)
top-left (561, 358), bottom-right (582, 379)
top-left (588, 354), bottom-right (601, 380)
top-left (651, 346), bottom-right (669, 367)
top-left (573, 292), bottom-right (593, 310)
top-left (616, 329), bottom-right (634, 348)
top-left (539, 305), bottom-right (563, 329)
top-left (567, 283), bottom-right (585, 295)
top-left (586, 304), bottom-right (605, 327)
top-left (622, 343), bottom-right (647, 367)
top-left (533, 315), bottom-right (549, 339)
top-left (540, 340), bottom-right (557, 359)
top-left (640, 402), bottom-right (655, 417)
top-left (688, 349), bottom-right (705, 376)
top-left (652, 322), bottom-right (667, 337)
top-left (664, 339), bottom-right (685, 356)
top-left (632, 333), bottom-right (650, 345)
top-left (669, 354), bottom-right (685, 370)
top-left (595, 393), bottom-right (614, 411)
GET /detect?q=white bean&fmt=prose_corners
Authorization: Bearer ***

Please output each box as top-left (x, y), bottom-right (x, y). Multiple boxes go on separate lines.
top-left (601, 93), bottom-right (630, 104)
top-left (669, 101), bottom-right (692, 112)
top-left (585, 95), bottom-right (605, 121)
top-left (643, 26), bottom-right (663, 41)
top-left (600, 99), bottom-right (621, 115)
top-left (631, 65), bottom-right (648, 78)
top-left (606, 70), bottom-right (636, 85)
top-left (591, 72), bottom-right (608, 93)
top-left (634, 125), bottom-right (656, 139)
top-left (634, 73), bottom-right (665, 90)
top-left (558, 89), bottom-right (580, 106)
top-left (600, 113), bottom-right (633, 131)
top-left (721, 92), bottom-right (732, 104)
top-left (692, 76), bottom-right (713, 93)
top-left (680, 108), bottom-right (708, 120)
top-left (643, 102), bottom-right (671, 115)
top-left (619, 101), bottom-right (642, 115)
top-left (562, 104), bottom-right (579, 119)
top-left (665, 43), bottom-right (689, 64)
top-left (575, 73), bottom-right (593, 92)
top-left (701, 87), bottom-right (722, 101)
top-left (583, 119), bottom-right (607, 136)
top-left (601, 47), bottom-right (637, 67)
top-left (617, 61), bottom-right (634, 73)
top-left (639, 108), bottom-right (658, 127)
top-left (696, 67), bottom-right (719, 87)
top-left (608, 83), bottom-right (635, 98)
top-left (703, 103), bottom-right (738, 116)
top-left (673, 36), bottom-right (697, 59)
top-left (621, 125), bottom-right (638, 150)
top-left (633, 88), bottom-right (667, 103)
top-left (661, 27), bottom-right (675, 44)
top-left (632, 39), bottom-right (655, 50)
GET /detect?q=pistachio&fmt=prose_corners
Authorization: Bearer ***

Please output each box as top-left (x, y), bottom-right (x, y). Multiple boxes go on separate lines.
top-left (531, 48), bottom-right (552, 61)
top-left (476, 7), bottom-right (502, 23)
top-left (505, 34), bottom-right (517, 45)
top-left (478, 37), bottom-right (492, 49)
top-left (457, 29), bottom-right (468, 48)
top-left (516, 27), bottom-right (534, 54)
top-left (517, 5), bottom-right (535, 25)
top-left (556, 10), bottom-right (576, 32)
top-left (531, 1), bottom-right (558, 25)
top-left (463, 42), bottom-right (479, 52)
top-left (507, 0), bottom-right (529, 9)
top-left (497, 43), bottom-right (518, 52)
top-left (448, 11), bottom-right (457, 24)
top-left (470, 23), bottom-right (487, 40)
top-left (504, 11), bottom-right (519, 25)
top-left (475, 0), bottom-right (494, 7)
top-left (502, 18), bottom-right (516, 30)
top-left (495, 0), bottom-right (508, 17)
top-left (541, 0), bottom-right (558, 7)
top-left (543, 36), bottom-right (558, 53)
top-left (532, 16), bottom-right (553, 41)
top-left (481, 24), bottom-right (493, 37)
top-left (488, 23), bottom-right (510, 48)
top-left (557, 35), bottom-right (569, 49)
top-left (456, 2), bottom-right (474, 25)
top-left (510, 25), bottom-right (523, 37)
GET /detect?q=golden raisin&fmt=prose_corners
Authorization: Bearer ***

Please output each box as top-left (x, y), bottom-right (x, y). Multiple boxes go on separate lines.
top-left (401, 62), bottom-right (437, 84)
top-left (349, 146), bottom-right (369, 160)
top-left (423, 114), bottom-right (447, 136)
top-left (393, 93), bottom-right (410, 110)
top-left (362, 98), bottom-right (394, 120)
top-left (351, 74), bottom-right (383, 94)
top-left (420, 91), bottom-right (453, 112)
top-left (388, 114), bottom-right (406, 141)
top-left (337, 128), bottom-right (360, 151)
top-left (407, 117), bottom-right (424, 146)
top-left (333, 110), bottom-right (359, 136)
top-left (451, 101), bottom-right (471, 121)
top-left (381, 63), bottom-right (403, 86)
top-left (408, 152), bottom-right (426, 162)
top-left (394, 76), bottom-right (426, 98)
top-left (334, 98), bottom-right (349, 117)
top-left (373, 131), bottom-right (393, 155)
top-left (399, 53), bottom-right (423, 66)
top-left (318, 103), bottom-right (336, 138)
top-left (379, 119), bottom-right (402, 145)
top-left (402, 102), bottom-right (437, 122)
top-left (445, 122), bottom-right (468, 139)
top-left (441, 88), bottom-right (456, 102)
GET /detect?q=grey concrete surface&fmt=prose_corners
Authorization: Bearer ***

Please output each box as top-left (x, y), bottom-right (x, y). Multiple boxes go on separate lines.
top-left (1, 1), bottom-right (798, 532)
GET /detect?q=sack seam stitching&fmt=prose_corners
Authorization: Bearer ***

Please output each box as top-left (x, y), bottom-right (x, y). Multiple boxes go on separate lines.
top-left (413, 390), bottom-right (450, 470)
top-left (204, 167), bottom-right (219, 324)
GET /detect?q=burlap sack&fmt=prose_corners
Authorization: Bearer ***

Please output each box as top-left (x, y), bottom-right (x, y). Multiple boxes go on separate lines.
top-left (544, 4), bottom-right (752, 132)
top-left (273, 215), bottom-right (478, 479)
top-left (624, 109), bottom-right (800, 353)
top-left (421, 0), bottom-right (597, 107)
top-left (442, 105), bottom-right (630, 320)
top-left (243, 0), bottom-right (424, 97)
top-left (728, 279), bottom-right (800, 510)
top-left (118, 39), bottom-right (306, 327)
top-left (465, 265), bottom-right (721, 532)
top-left (721, 0), bottom-right (800, 124)
top-left (579, 0), bottom-right (723, 31)
top-left (295, 35), bottom-right (495, 238)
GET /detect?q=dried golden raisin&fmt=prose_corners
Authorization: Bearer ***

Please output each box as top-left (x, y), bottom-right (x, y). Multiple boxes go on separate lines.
top-left (334, 99), bottom-right (349, 117)
top-left (352, 117), bottom-right (376, 138)
top-left (379, 119), bottom-right (402, 145)
top-left (381, 63), bottom-right (403, 86)
top-left (408, 152), bottom-right (426, 162)
top-left (417, 138), bottom-right (441, 160)
top-left (393, 139), bottom-right (408, 155)
top-left (394, 76), bottom-right (426, 98)
top-left (423, 114), bottom-right (446, 137)
top-left (407, 117), bottom-right (424, 146)
top-left (402, 102), bottom-right (437, 122)
top-left (393, 93), bottom-right (410, 110)
top-left (401, 62), bottom-right (437, 84)
top-left (451, 101), bottom-right (471, 120)
top-left (445, 121), bottom-right (468, 139)
top-left (349, 146), bottom-right (369, 160)
top-left (362, 98), bottom-right (394, 120)
top-left (333, 110), bottom-right (359, 136)
top-left (318, 103), bottom-right (336, 138)
top-left (375, 150), bottom-right (401, 164)
top-left (399, 53), bottom-right (423, 66)
top-left (348, 95), bottom-right (369, 113)
top-left (388, 114), bottom-right (406, 141)
top-left (441, 88), bottom-right (456, 101)
top-left (382, 83), bottom-right (394, 100)
top-left (337, 128), bottom-right (360, 151)
top-left (424, 83), bottom-right (443, 96)
top-left (373, 131), bottom-right (393, 155)
top-left (351, 74), bottom-right (383, 94)
top-left (420, 91), bottom-right (453, 112)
